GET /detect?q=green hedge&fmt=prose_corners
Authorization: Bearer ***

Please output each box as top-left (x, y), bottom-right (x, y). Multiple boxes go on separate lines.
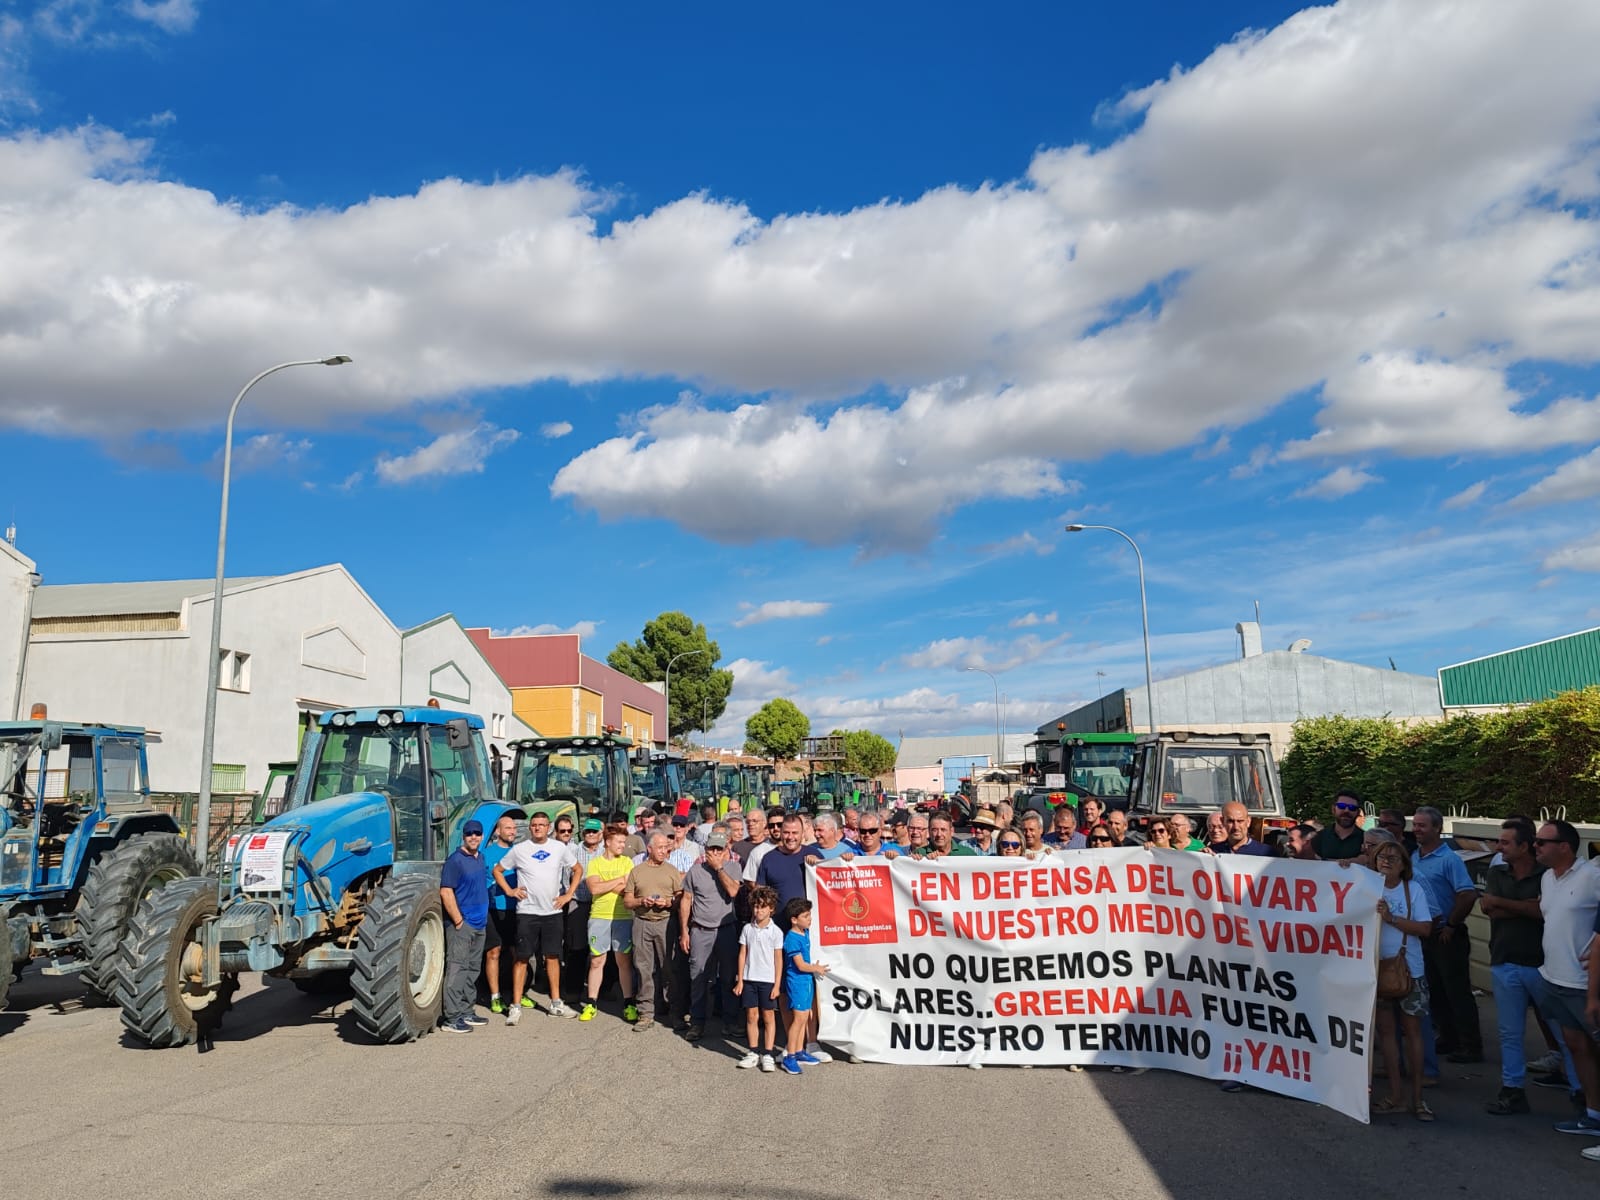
top-left (1280, 688), bottom-right (1600, 824)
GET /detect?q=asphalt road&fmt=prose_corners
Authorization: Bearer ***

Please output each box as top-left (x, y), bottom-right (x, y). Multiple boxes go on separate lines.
top-left (1, 971), bottom-right (1594, 1199)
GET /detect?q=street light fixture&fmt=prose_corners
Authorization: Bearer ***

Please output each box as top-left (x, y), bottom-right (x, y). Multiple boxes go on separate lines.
top-left (663, 649), bottom-right (707, 745)
top-left (1064, 523), bottom-right (1157, 734)
top-left (964, 666), bottom-right (1003, 770)
top-left (195, 356), bottom-right (352, 868)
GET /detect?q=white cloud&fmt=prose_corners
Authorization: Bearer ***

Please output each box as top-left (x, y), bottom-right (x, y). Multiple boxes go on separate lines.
top-left (1542, 533), bottom-right (1600, 573)
top-left (1229, 445), bottom-right (1274, 480)
top-left (539, 421), bottom-right (573, 439)
top-left (978, 531), bottom-right (1056, 558)
top-left (901, 631), bottom-right (1070, 672)
top-left (1293, 465), bottom-right (1380, 500)
top-left (125, 1), bottom-right (200, 35)
top-left (1507, 446), bottom-right (1600, 509)
top-left (1441, 480), bottom-right (1488, 510)
top-left (726, 657), bottom-right (795, 695)
top-left (496, 620), bottom-right (601, 639)
top-left (229, 431), bottom-right (311, 472)
top-left (1009, 611), bottom-right (1058, 628)
top-left (1, 2), bottom-right (1599, 549)
top-left (374, 422), bottom-right (518, 484)
top-left (733, 599), bottom-right (831, 628)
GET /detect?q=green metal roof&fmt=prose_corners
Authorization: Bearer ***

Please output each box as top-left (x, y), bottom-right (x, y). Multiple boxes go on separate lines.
top-left (1438, 626), bottom-right (1600, 707)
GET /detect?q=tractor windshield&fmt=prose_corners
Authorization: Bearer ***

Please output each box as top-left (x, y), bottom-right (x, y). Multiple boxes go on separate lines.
top-left (309, 725), bottom-right (425, 805)
top-left (1157, 746), bottom-right (1273, 813)
top-left (521, 748), bottom-right (613, 810)
top-left (1068, 743), bottom-right (1134, 800)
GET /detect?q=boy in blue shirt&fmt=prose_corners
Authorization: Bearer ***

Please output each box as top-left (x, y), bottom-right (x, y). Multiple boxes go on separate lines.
top-left (779, 898), bottom-right (829, 1075)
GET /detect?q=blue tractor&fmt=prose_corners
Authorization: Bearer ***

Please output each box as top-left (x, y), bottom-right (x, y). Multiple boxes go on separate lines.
top-left (116, 706), bottom-right (518, 1047)
top-left (1, 713), bottom-right (199, 1010)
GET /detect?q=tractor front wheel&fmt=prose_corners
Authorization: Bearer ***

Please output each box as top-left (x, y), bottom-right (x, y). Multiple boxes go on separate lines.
top-left (116, 878), bottom-right (233, 1047)
top-left (350, 875), bottom-right (445, 1043)
top-left (77, 831), bottom-right (201, 1001)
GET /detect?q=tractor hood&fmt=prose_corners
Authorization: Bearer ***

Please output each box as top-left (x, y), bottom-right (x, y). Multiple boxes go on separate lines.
top-left (228, 792), bottom-right (394, 900)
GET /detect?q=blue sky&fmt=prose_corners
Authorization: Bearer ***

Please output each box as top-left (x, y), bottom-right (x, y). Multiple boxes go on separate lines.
top-left (2, 0), bottom-right (1599, 746)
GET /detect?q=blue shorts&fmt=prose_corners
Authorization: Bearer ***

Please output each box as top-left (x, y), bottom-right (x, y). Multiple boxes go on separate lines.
top-left (742, 981), bottom-right (779, 1011)
top-left (785, 977), bottom-right (814, 1013)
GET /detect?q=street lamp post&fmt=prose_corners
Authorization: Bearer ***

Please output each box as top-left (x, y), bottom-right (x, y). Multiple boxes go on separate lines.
top-left (964, 666), bottom-right (1003, 770)
top-left (663, 649), bottom-right (707, 746)
top-left (1064, 524), bottom-right (1157, 733)
top-left (195, 356), bottom-right (352, 869)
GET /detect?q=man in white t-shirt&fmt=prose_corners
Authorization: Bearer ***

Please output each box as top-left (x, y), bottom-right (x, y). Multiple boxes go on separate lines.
top-left (492, 812), bottom-right (581, 1024)
top-left (1533, 819), bottom-right (1600, 1144)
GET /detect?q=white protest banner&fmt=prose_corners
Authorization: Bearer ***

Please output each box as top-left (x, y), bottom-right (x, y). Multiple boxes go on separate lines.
top-left (809, 849), bottom-right (1383, 1122)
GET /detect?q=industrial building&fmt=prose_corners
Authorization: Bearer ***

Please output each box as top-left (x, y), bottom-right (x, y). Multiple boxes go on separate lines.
top-left (1438, 626), bottom-right (1600, 710)
top-left (892, 733), bottom-right (1031, 796)
top-left (466, 628), bottom-right (666, 747)
top-left (1036, 620), bottom-right (1443, 754)
top-left (20, 565), bottom-right (533, 793)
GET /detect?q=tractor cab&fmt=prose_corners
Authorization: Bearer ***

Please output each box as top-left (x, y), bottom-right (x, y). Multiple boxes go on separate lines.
top-left (1, 710), bottom-right (194, 1008)
top-left (509, 732), bottom-right (639, 826)
top-left (633, 749), bottom-right (688, 816)
top-left (1126, 731), bottom-right (1286, 834)
top-left (1, 718), bottom-right (152, 895)
top-left (284, 707), bottom-right (499, 862)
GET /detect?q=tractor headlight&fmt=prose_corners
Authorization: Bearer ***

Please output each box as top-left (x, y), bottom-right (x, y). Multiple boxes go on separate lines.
top-left (377, 712), bottom-right (391, 727)
top-left (391, 710), bottom-right (406, 725)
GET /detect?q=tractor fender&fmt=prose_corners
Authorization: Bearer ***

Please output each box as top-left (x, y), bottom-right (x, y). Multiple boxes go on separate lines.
top-left (452, 801), bottom-right (526, 854)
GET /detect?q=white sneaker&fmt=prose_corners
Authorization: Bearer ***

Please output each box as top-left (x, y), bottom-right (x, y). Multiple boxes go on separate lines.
top-left (548, 1000), bottom-right (576, 1018)
top-left (759, 1054), bottom-right (776, 1073)
top-left (804, 1043), bottom-right (834, 1064)
top-left (968, 1062), bottom-right (984, 1070)
top-left (1581, 1144), bottom-right (1600, 1163)
top-left (1527, 1051), bottom-right (1564, 1074)
top-left (736, 1051), bottom-right (760, 1069)
top-left (506, 1007), bottom-right (521, 1027)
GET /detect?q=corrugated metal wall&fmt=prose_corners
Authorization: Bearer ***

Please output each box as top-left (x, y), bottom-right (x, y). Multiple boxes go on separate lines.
top-left (1438, 627), bottom-right (1600, 707)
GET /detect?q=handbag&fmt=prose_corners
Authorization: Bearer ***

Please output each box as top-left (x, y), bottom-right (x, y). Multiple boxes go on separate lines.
top-left (1375, 882), bottom-right (1413, 1000)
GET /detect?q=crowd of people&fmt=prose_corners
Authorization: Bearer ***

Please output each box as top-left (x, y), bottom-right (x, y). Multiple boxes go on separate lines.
top-left (433, 791), bottom-right (1600, 1160)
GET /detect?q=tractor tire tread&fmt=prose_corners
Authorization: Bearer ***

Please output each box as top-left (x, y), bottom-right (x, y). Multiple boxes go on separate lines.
top-left (77, 831), bottom-right (200, 1000)
top-left (350, 874), bottom-right (441, 1044)
top-left (115, 877), bottom-right (217, 1047)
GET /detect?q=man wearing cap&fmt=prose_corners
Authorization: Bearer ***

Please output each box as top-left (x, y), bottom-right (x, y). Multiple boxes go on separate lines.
top-left (566, 817), bottom-right (606, 995)
top-left (680, 828), bottom-right (745, 1040)
top-left (667, 813), bottom-right (705, 873)
top-left (439, 820), bottom-right (489, 1033)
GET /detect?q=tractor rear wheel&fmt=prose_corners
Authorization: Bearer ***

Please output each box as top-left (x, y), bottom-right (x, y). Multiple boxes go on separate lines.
top-left (116, 878), bottom-right (232, 1047)
top-left (77, 831), bottom-right (200, 1001)
top-left (351, 875), bottom-right (445, 1043)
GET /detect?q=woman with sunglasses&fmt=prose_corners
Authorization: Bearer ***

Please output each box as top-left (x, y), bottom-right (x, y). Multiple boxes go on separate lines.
top-left (1086, 826), bottom-right (1115, 849)
top-left (1370, 831), bottom-right (1435, 1121)
top-left (1144, 819), bottom-right (1173, 850)
top-left (996, 828), bottom-right (1025, 857)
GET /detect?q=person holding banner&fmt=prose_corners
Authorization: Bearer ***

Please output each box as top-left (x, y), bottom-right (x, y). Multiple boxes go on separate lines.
top-left (1372, 834), bottom-right (1436, 1120)
top-left (1169, 813), bottom-right (1205, 852)
top-left (779, 898), bottom-right (829, 1075)
top-left (925, 811), bottom-right (978, 858)
top-left (1209, 802), bottom-right (1274, 857)
top-left (1019, 812), bottom-right (1055, 862)
top-left (842, 812), bottom-right (900, 861)
top-left (1044, 804), bottom-right (1085, 849)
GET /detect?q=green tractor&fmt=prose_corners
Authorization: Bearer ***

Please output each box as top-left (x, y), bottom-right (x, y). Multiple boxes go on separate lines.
top-left (508, 732), bottom-right (648, 825)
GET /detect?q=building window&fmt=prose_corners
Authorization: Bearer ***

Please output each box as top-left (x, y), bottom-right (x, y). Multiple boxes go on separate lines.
top-left (585, 712), bottom-right (598, 735)
top-left (212, 763), bottom-right (247, 794)
top-left (219, 648), bottom-right (251, 692)
top-left (491, 713), bottom-right (506, 738)
top-left (623, 722), bottom-right (633, 739)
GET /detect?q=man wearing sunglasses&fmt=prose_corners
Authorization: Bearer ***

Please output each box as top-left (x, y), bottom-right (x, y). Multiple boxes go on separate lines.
top-left (1311, 789), bottom-right (1367, 860)
top-left (840, 812), bottom-right (900, 861)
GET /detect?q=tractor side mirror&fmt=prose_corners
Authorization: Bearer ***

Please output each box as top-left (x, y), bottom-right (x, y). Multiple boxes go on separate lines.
top-left (445, 718), bottom-right (472, 750)
top-left (40, 722), bottom-right (64, 752)
top-left (633, 746), bottom-right (652, 765)
top-left (430, 800), bottom-right (449, 822)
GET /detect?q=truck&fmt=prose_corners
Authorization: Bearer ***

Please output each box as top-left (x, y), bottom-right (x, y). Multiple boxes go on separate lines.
top-left (117, 706), bottom-right (518, 1046)
top-left (1125, 730), bottom-right (1287, 834)
top-left (1, 712), bottom-right (198, 1008)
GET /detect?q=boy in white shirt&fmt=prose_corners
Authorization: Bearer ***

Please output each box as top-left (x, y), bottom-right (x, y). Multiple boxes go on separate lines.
top-left (734, 885), bottom-right (784, 1072)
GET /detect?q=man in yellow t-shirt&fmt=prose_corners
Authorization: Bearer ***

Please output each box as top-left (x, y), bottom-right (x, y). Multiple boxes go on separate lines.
top-left (578, 826), bottom-right (638, 1023)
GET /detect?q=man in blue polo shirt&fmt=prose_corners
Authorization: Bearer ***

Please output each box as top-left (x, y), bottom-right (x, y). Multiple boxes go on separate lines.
top-left (1412, 805), bottom-right (1482, 1067)
top-left (755, 814), bottom-right (820, 930)
top-left (440, 819), bottom-right (489, 1033)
